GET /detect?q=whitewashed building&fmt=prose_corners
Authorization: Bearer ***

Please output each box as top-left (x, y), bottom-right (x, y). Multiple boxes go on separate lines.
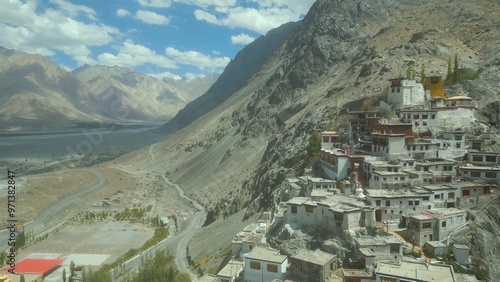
top-left (387, 78), bottom-right (426, 109)
top-left (243, 246), bottom-right (288, 282)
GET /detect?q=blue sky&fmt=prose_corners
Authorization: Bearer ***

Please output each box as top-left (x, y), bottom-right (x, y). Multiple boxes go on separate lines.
top-left (0, 0), bottom-right (315, 80)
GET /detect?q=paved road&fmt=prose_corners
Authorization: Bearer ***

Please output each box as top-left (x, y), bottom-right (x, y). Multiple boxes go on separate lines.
top-left (111, 174), bottom-right (206, 281)
top-left (162, 175), bottom-right (206, 280)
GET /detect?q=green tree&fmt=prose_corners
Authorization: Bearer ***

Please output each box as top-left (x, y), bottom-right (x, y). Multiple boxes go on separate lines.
top-left (406, 65), bottom-right (413, 79)
top-left (62, 268), bottom-right (67, 282)
top-left (306, 131), bottom-right (321, 159)
top-left (453, 54), bottom-right (459, 83)
top-left (15, 231), bottom-right (26, 249)
top-left (70, 260), bottom-right (76, 278)
top-left (420, 64), bottom-right (426, 81)
top-left (446, 56), bottom-right (452, 82)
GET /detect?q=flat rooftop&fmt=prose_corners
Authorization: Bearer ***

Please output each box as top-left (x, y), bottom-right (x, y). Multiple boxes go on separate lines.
top-left (245, 247), bottom-right (287, 264)
top-left (216, 260), bottom-right (243, 278)
top-left (367, 189), bottom-right (427, 198)
top-left (291, 249), bottom-right (336, 266)
top-left (355, 235), bottom-right (403, 247)
top-left (377, 260), bottom-right (455, 281)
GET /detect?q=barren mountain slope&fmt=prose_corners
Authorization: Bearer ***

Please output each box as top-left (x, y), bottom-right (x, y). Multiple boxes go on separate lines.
top-left (0, 47), bottom-right (102, 128)
top-left (108, 0), bottom-right (500, 276)
top-left (73, 65), bottom-right (218, 121)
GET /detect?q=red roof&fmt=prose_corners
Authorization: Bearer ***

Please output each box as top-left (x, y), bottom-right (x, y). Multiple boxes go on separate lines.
top-left (3, 259), bottom-right (63, 275)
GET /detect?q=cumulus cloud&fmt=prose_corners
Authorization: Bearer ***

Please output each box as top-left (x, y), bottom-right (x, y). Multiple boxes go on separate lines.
top-left (193, 9), bottom-right (220, 25)
top-left (231, 33), bottom-right (256, 45)
top-left (193, 0), bottom-right (315, 34)
top-left (49, 0), bottom-right (98, 21)
top-left (176, 0), bottom-right (236, 9)
top-left (152, 71), bottom-right (182, 80)
top-left (165, 47), bottom-right (230, 70)
top-left (116, 9), bottom-right (131, 17)
top-left (134, 10), bottom-right (170, 25)
top-left (97, 40), bottom-right (177, 69)
top-left (136, 0), bottom-right (172, 8)
top-left (0, 1), bottom-right (120, 65)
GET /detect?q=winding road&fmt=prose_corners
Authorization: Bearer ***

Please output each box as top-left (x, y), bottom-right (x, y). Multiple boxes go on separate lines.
top-left (110, 144), bottom-right (207, 280)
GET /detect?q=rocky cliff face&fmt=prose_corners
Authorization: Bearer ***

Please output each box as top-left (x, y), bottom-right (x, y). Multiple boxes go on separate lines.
top-left (159, 21), bottom-right (299, 134)
top-left (110, 0), bottom-right (499, 275)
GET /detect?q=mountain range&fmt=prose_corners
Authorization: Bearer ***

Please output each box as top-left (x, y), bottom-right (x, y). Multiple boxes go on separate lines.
top-left (0, 47), bottom-right (219, 131)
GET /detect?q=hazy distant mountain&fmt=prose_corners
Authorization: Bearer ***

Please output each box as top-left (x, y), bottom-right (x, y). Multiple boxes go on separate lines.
top-left (73, 65), bottom-right (219, 122)
top-left (0, 47), bottom-right (218, 131)
top-left (0, 47), bottom-right (102, 130)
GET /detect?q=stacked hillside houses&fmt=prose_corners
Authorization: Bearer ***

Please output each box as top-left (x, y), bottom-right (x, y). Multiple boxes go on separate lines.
top-left (213, 76), bottom-right (492, 282)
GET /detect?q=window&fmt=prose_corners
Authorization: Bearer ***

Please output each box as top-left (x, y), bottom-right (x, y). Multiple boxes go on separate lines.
top-left (334, 212), bottom-right (343, 221)
top-left (456, 143), bottom-right (461, 149)
top-left (462, 190), bottom-right (470, 196)
top-left (422, 114), bottom-right (428, 119)
top-left (442, 221), bottom-right (447, 227)
top-left (386, 200), bottom-right (390, 206)
top-left (472, 155), bottom-right (483, 162)
top-left (435, 194), bottom-right (441, 199)
top-left (448, 192), bottom-right (455, 199)
top-left (486, 155), bottom-right (497, 162)
top-left (471, 171), bottom-right (481, 177)
top-left (291, 205), bottom-right (297, 214)
top-left (415, 200), bottom-right (420, 205)
top-left (423, 121), bottom-right (428, 126)
top-left (423, 196), bottom-right (430, 201)
top-left (391, 210), bottom-right (394, 214)
top-left (376, 200), bottom-right (381, 206)
top-left (431, 114), bottom-right (436, 119)
top-left (322, 136), bottom-right (329, 143)
top-left (444, 165), bottom-right (453, 171)
top-left (411, 221), bottom-right (418, 228)
top-left (486, 172), bottom-right (497, 178)
top-left (250, 261), bottom-right (261, 270)
top-left (423, 222), bottom-right (432, 229)
top-left (414, 114), bottom-right (419, 119)
top-left (401, 177), bottom-right (405, 181)
top-left (390, 244), bottom-right (400, 254)
top-left (409, 201), bottom-right (413, 206)
top-left (415, 121), bottom-right (419, 126)
top-left (293, 261), bottom-right (301, 270)
top-left (267, 264), bottom-right (278, 273)
top-left (305, 206), bottom-right (314, 213)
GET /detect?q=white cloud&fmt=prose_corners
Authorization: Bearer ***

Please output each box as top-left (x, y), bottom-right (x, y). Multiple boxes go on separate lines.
top-left (0, 0), bottom-right (119, 63)
top-left (136, 0), bottom-right (172, 8)
top-left (0, 1), bottom-right (120, 65)
top-left (116, 9), bottom-right (131, 17)
top-left (193, 0), bottom-right (315, 34)
top-left (49, 0), bottom-right (98, 21)
top-left (184, 72), bottom-right (206, 82)
top-left (134, 10), bottom-right (170, 25)
top-left (231, 33), bottom-right (256, 45)
top-left (175, 0), bottom-right (236, 9)
top-left (97, 40), bottom-right (177, 69)
top-left (152, 71), bottom-right (182, 80)
top-left (193, 9), bottom-right (220, 25)
top-left (165, 47), bottom-right (230, 70)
